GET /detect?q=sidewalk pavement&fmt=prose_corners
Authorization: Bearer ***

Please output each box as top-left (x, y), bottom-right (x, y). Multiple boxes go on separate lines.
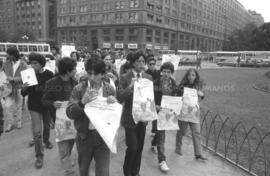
top-left (0, 113), bottom-right (249, 176)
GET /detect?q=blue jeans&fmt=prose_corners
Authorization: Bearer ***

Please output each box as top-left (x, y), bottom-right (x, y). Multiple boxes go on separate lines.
top-left (58, 139), bottom-right (75, 176)
top-left (76, 130), bottom-right (110, 176)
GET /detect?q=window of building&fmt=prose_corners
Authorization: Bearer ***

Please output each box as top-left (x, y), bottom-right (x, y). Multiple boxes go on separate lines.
top-left (156, 16), bottom-right (162, 23)
top-left (104, 36), bottom-right (110, 42)
top-left (147, 2), bottom-right (154, 10)
top-left (115, 36), bottom-right (124, 42)
top-left (155, 30), bottom-right (161, 43)
top-left (147, 13), bottom-right (154, 23)
top-left (130, 0), bottom-right (139, 8)
top-left (128, 36), bottom-right (137, 42)
top-left (165, 0), bottom-right (170, 5)
top-left (128, 12), bottom-right (138, 22)
top-left (165, 7), bottom-right (169, 15)
top-left (115, 28), bottom-right (124, 35)
top-left (156, 5), bottom-right (162, 13)
top-left (103, 29), bottom-right (110, 35)
top-left (165, 18), bottom-right (169, 26)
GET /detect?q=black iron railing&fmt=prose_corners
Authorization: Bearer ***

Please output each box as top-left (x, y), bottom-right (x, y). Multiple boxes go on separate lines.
top-left (200, 108), bottom-right (270, 176)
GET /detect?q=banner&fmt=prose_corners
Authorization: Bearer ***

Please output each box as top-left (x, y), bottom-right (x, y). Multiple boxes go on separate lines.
top-left (84, 97), bottom-right (122, 153)
top-left (0, 72), bottom-right (11, 98)
top-left (55, 101), bottom-right (76, 142)
top-left (20, 68), bottom-right (38, 86)
top-left (61, 45), bottom-right (76, 57)
top-left (44, 60), bottom-right (56, 74)
top-left (162, 54), bottom-right (180, 72)
top-left (132, 78), bottom-right (157, 124)
top-left (179, 87), bottom-right (200, 124)
top-left (157, 96), bottom-right (182, 130)
top-left (115, 59), bottom-right (126, 74)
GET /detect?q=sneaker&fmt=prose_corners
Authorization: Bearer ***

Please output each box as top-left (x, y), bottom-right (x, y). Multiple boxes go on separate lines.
top-left (195, 155), bottom-right (207, 161)
top-left (29, 140), bottom-right (34, 147)
top-left (16, 120), bottom-right (22, 129)
top-left (35, 157), bottom-right (43, 169)
top-left (5, 124), bottom-right (14, 133)
top-left (44, 141), bottom-right (53, 149)
top-left (159, 161), bottom-right (170, 172)
top-left (150, 145), bottom-right (157, 154)
top-left (175, 148), bottom-right (182, 156)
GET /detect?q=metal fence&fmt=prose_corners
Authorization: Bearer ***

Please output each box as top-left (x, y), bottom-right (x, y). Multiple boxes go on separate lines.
top-left (200, 108), bottom-right (270, 176)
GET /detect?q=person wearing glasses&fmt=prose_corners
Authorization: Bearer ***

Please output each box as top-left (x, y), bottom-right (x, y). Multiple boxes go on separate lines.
top-left (66, 55), bottom-right (116, 176)
top-left (117, 51), bottom-right (152, 176)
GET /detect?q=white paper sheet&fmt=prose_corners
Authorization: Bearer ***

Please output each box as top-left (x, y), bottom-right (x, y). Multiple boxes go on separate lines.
top-left (61, 45), bottom-right (76, 57)
top-left (179, 87), bottom-right (200, 123)
top-left (20, 68), bottom-right (38, 86)
top-left (132, 78), bottom-right (158, 124)
top-left (157, 96), bottom-right (182, 130)
top-left (55, 101), bottom-right (76, 142)
top-left (44, 60), bottom-right (56, 74)
top-left (84, 97), bottom-right (122, 153)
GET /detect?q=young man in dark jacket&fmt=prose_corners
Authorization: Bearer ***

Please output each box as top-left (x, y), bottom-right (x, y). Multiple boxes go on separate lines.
top-left (66, 56), bottom-right (116, 176)
top-left (21, 53), bottom-right (54, 169)
top-left (117, 51), bottom-right (152, 176)
top-left (42, 57), bottom-right (78, 175)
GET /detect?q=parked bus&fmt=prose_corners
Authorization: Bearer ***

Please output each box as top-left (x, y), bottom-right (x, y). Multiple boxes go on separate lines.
top-left (211, 51), bottom-right (239, 63)
top-left (0, 42), bottom-right (51, 61)
top-left (177, 50), bottom-right (201, 66)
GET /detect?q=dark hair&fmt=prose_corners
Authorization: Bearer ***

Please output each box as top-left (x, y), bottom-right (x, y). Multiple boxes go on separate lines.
top-left (180, 68), bottom-right (201, 89)
top-left (85, 56), bottom-right (106, 75)
top-left (28, 53), bottom-right (46, 67)
top-left (6, 47), bottom-right (20, 60)
top-left (101, 53), bottom-right (110, 60)
top-left (160, 62), bottom-right (174, 73)
top-left (126, 51), bottom-right (134, 61)
top-left (0, 60), bottom-right (3, 68)
top-left (51, 46), bottom-right (59, 54)
top-left (122, 61), bottom-right (131, 73)
top-left (45, 54), bottom-right (55, 60)
top-left (58, 57), bottom-right (77, 75)
top-left (129, 50), bottom-right (146, 65)
top-left (90, 53), bottom-right (101, 60)
top-left (70, 51), bottom-right (80, 61)
top-left (146, 55), bottom-right (156, 63)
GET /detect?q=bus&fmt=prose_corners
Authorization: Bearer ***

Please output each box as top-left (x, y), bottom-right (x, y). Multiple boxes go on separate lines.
top-left (0, 42), bottom-right (51, 61)
top-left (177, 50), bottom-right (201, 66)
top-left (211, 51), bottom-right (239, 63)
top-left (239, 51), bottom-right (270, 62)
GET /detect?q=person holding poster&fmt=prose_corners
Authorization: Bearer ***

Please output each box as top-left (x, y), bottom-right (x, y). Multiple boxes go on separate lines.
top-left (151, 62), bottom-right (178, 172)
top-left (42, 57), bottom-right (78, 175)
top-left (3, 47), bottom-right (28, 132)
top-left (117, 51), bottom-right (152, 176)
top-left (175, 68), bottom-right (207, 161)
top-left (66, 57), bottom-right (116, 176)
top-left (102, 53), bottom-right (119, 88)
top-left (21, 53), bottom-right (54, 169)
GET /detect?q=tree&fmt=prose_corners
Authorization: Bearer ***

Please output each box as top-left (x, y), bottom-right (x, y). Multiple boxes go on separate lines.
top-left (223, 23), bottom-right (257, 51)
top-left (250, 22), bottom-right (270, 50)
top-left (10, 28), bottom-right (37, 42)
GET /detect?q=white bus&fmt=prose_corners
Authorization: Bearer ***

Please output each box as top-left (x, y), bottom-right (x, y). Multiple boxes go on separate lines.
top-left (211, 51), bottom-right (239, 63)
top-left (177, 50), bottom-right (201, 65)
top-left (239, 51), bottom-right (270, 63)
top-left (0, 42), bottom-right (51, 61)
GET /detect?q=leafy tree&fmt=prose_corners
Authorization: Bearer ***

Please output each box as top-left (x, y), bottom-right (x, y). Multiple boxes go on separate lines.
top-left (250, 22), bottom-right (270, 50)
top-left (10, 28), bottom-right (37, 42)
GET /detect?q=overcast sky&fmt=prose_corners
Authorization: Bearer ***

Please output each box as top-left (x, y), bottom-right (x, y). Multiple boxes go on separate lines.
top-left (238, 0), bottom-right (270, 22)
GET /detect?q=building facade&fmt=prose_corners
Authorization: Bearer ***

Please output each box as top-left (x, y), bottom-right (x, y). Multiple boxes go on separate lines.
top-left (0, 0), bottom-right (16, 39)
top-left (15, 0), bottom-right (57, 43)
top-left (57, 0), bottom-right (264, 52)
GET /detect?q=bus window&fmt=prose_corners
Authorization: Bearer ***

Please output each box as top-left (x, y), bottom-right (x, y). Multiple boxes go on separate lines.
top-left (0, 44), bottom-right (6, 52)
top-left (38, 45), bottom-right (43, 52)
top-left (44, 45), bottom-right (49, 52)
top-left (29, 45), bottom-right (37, 52)
top-left (18, 45), bottom-right (28, 52)
top-left (7, 44), bottom-right (17, 49)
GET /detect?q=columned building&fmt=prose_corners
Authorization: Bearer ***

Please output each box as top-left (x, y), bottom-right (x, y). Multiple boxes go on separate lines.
top-left (57, 0), bottom-right (264, 52)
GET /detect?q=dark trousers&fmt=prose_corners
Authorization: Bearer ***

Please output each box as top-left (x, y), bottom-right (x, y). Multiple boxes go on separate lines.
top-left (76, 130), bottom-right (110, 176)
top-left (151, 120), bottom-right (166, 163)
top-left (29, 110), bottom-right (51, 158)
top-left (0, 101), bottom-right (3, 135)
top-left (123, 123), bottom-right (146, 176)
